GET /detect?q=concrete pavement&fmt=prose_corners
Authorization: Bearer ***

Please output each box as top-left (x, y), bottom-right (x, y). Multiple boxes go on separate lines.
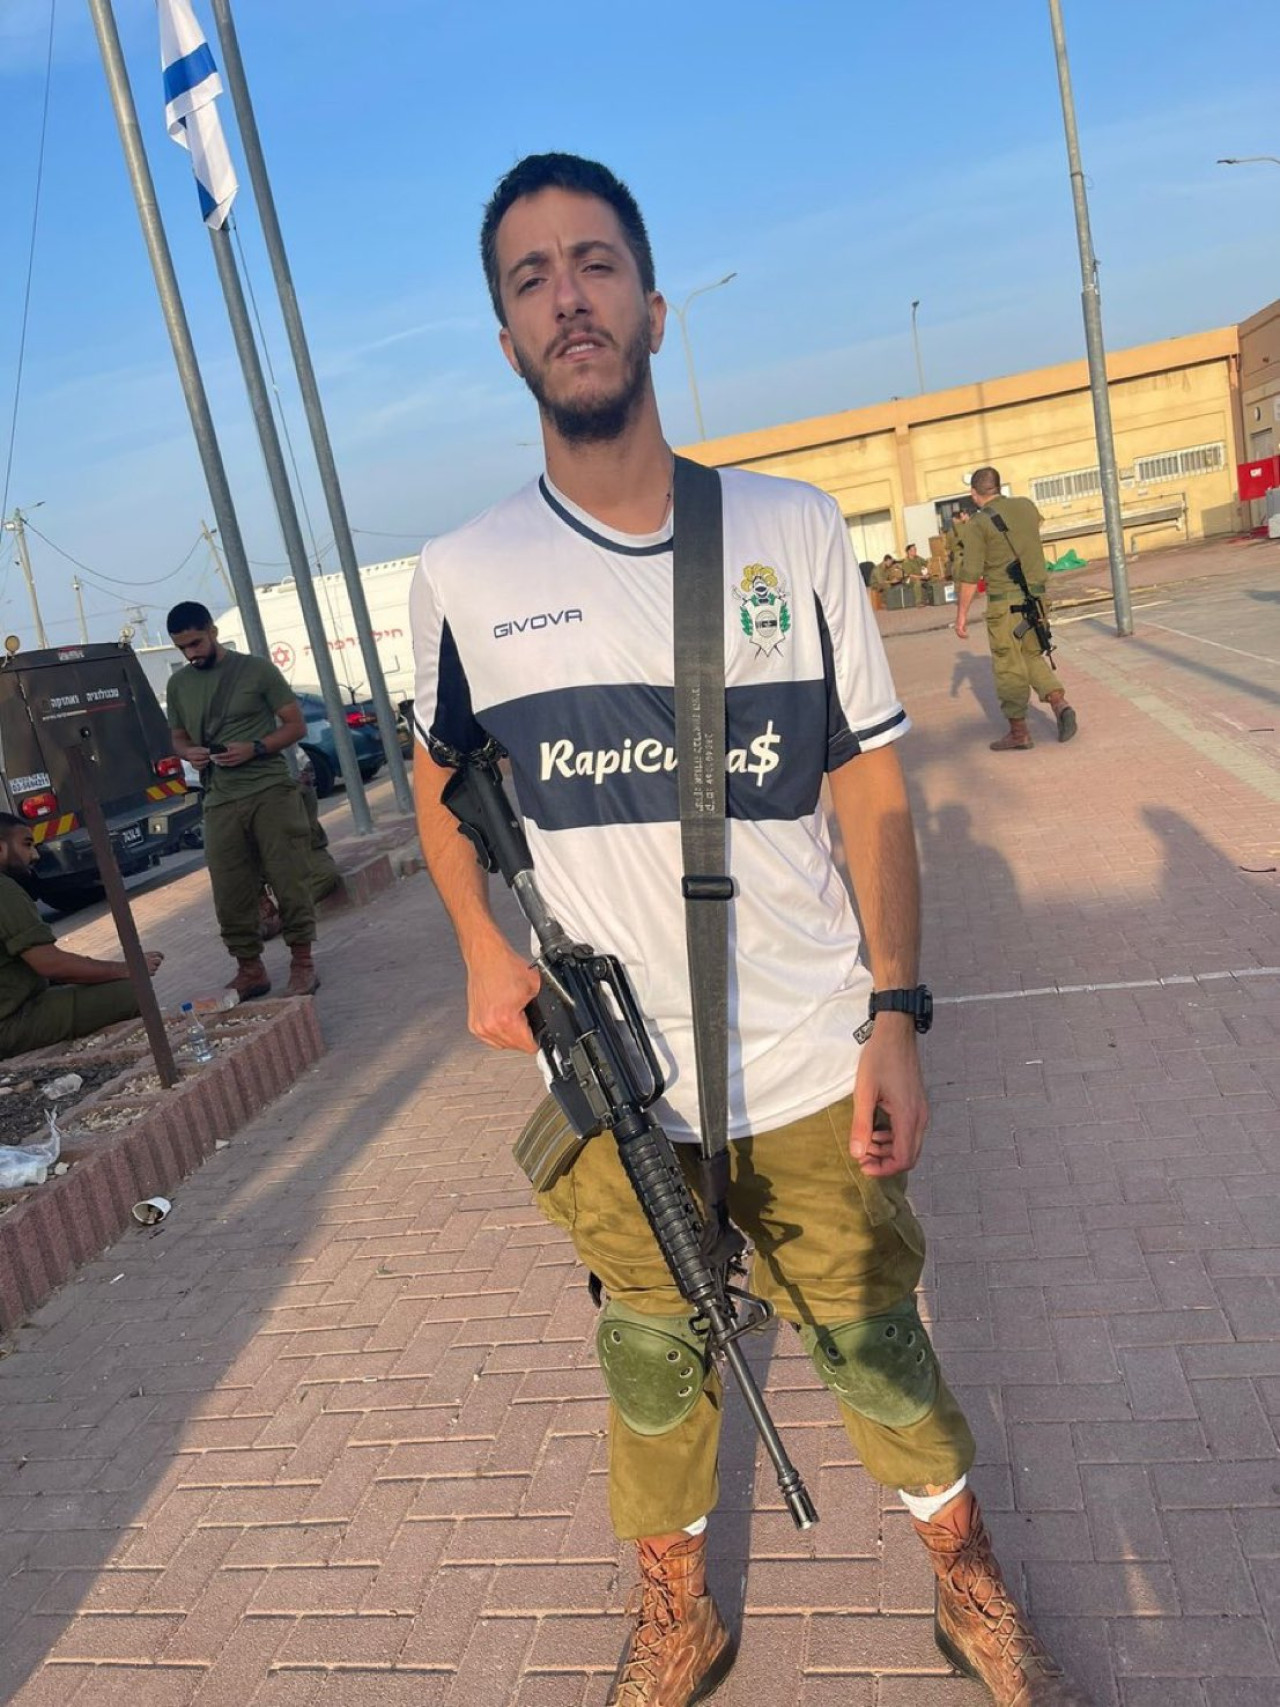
top-left (0, 549), bottom-right (1278, 1706)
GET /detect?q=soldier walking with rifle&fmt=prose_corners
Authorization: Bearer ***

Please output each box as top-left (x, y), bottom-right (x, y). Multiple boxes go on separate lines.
top-left (411, 153), bottom-right (1091, 1707)
top-left (954, 465), bottom-right (1079, 751)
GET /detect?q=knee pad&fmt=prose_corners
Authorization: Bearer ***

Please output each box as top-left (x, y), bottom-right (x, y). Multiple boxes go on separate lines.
top-left (801, 1300), bottom-right (939, 1428)
top-left (597, 1299), bottom-right (711, 1436)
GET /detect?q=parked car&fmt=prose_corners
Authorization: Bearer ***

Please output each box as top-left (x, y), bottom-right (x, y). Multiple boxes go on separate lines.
top-left (294, 692), bottom-right (389, 798)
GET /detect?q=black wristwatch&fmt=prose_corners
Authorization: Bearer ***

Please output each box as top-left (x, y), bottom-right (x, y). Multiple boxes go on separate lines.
top-left (252, 739), bottom-right (269, 760)
top-left (868, 985), bottom-right (934, 1034)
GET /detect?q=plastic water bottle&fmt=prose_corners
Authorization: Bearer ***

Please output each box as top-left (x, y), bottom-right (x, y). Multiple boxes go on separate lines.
top-left (180, 1002), bottom-right (215, 1064)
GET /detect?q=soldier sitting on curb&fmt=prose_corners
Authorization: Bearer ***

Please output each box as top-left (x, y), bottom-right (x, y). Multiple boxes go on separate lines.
top-left (0, 815), bottom-right (162, 1059)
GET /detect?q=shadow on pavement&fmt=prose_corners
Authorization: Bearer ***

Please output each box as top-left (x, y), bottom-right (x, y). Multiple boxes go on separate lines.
top-left (0, 709), bottom-right (1278, 1705)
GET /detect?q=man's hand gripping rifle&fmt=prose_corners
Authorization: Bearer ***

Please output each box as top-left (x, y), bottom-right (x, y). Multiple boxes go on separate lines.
top-left (442, 746), bottom-right (818, 1530)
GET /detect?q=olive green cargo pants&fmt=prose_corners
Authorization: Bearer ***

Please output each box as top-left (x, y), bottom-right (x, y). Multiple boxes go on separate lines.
top-left (0, 981), bottom-right (139, 1059)
top-left (537, 1095), bottom-right (975, 1539)
top-left (986, 598), bottom-right (1064, 720)
top-left (299, 783), bottom-right (342, 902)
top-left (203, 783), bottom-right (316, 959)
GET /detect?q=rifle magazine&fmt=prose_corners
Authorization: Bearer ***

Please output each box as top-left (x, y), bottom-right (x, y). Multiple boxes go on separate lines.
top-left (515, 1095), bottom-right (590, 1191)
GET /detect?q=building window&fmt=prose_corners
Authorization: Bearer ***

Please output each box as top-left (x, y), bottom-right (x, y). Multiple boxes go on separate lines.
top-left (1133, 442), bottom-right (1226, 484)
top-left (1031, 466), bottom-right (1103, 505)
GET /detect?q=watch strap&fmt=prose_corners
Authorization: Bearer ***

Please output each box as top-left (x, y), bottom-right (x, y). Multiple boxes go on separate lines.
top-left (868, 985), bottom-right (933, 1033)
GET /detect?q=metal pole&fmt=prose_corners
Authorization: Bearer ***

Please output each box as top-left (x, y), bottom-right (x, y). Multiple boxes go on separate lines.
top-left (208, 0), bottom-right (412, 816)
top-left (675, 309), bottom-right (707, 440)
top-left (910, 300), bottom-right (926, 394)
top-left (8, 509), bottom-right (50, 648)
top-left (670, 273), bottom-right (737, 443)
top-left (73, 575), bottom-right (88, 642)
top-left (86, 0), bottom-right (270, 662)
top-left (207, 224), bottom-right (372, 832)
top-left (66, 742), bottom-right (178, 1088)
top-left (1047, 0), bottom-right (1132, 636)
top-left (200, 519), bottom-right (235, 603)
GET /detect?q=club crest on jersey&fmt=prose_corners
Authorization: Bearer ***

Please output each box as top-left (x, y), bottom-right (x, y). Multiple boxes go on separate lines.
top-left (735, 563), bottom-right (791, 657)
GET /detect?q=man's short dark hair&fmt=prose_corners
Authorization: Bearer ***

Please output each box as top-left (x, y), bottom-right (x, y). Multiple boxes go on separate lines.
top-left (970, 466), bottom-right (1001, 496)
top-left (166, 601), bottom-right (214, 635)
top-left (0, 813), bottom-right (25, 838)
top-left (479, 152), bottom-right (655, 325)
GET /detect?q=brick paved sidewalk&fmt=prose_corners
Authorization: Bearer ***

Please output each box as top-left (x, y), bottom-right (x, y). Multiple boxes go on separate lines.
top-left (0, 574), bottom-right (1278, 1706)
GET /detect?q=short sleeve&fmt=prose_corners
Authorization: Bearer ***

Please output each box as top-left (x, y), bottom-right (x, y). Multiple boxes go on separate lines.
top-left (410, 547), bottom-right (488, 763)
top-left (0, 879), bottom-right (53, 958)
top-left (810, 495), bottom-right (909, 770)
top-left (165, 674), bottom-right (185, 731)
top-left (956, 521), bottom-right (984, 585)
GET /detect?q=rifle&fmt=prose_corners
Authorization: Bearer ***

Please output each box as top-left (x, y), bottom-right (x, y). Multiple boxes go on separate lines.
top-left (986, 510), bottom-right (1056, 664)
top-left (442, 744), bottom-right (818, 1531)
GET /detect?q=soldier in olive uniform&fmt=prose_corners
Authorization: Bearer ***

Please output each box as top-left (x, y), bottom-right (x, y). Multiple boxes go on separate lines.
top-left (165, 602), bottom-right (319, 999)
top-left (941, 506), bottom-right (970, 580)
top-left (954, 468), bottom-right (1078, 750)
top-left (868, 552), bottom-right (904, 591)
top-left (0, 814), bottom-right (162, 1058)
top-left (901, 543), bottom-right (928, 580)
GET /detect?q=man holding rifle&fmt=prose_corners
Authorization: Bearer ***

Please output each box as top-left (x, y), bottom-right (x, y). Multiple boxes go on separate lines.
top-left (411, 154), bottom-right (1089, 1707)
top-left (954, 466), bottom-right (1079, 750)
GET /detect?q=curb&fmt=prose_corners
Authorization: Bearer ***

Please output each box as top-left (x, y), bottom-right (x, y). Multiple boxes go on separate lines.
top-left (319, 833), bottom-right (424, 916)
top-left (0, 997), bottom-right (323, 1334)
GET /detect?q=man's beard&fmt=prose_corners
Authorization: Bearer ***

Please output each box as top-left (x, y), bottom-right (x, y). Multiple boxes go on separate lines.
top-left (192, 653), bottom-right (216, 670)
top-left (513, 322), bottom-right (652, 444)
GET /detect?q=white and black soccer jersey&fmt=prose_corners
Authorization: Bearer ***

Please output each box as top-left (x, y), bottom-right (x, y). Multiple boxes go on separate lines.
top-left (411, 466), bottom-right (910, 1142)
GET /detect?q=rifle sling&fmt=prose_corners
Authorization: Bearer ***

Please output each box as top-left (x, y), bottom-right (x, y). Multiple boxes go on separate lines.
top-left (671, 455), bottom-right (731, 1168)
top-left (985, 509), bottom-right (1035, 605)
top-left (197, 649), bottom-right (246, 750)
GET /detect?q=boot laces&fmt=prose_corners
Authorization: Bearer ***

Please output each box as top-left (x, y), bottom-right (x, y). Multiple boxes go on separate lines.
top-left (615, 1550), bottom-right (695, 1699)
top-left (947, 1527), bottom-right (1063, 1678)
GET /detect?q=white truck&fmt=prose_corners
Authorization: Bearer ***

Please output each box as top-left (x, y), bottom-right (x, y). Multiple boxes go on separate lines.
top-left (211, 556), bottom-right (419, 711)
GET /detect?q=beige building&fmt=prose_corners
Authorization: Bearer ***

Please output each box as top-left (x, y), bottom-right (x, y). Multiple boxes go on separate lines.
top-left (687, 322), bottom-right (1255, 563)
top-left (1238, 298), bottom-right (1280, 529)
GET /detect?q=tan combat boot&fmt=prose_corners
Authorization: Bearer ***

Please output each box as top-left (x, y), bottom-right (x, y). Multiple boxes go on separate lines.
top-left (284, 945), bottom-right (320, 997)
top-left (609, 1531), bottom-right (736, 1706)
top-left (990, 718), bottom-right (1033, 751)
top-left (1046, 690), bottom-right (1078, 743)
top-left (225, 957), bottom-right (271, 1000)
top-left (913, 1490), bottom-right (1094, 1705)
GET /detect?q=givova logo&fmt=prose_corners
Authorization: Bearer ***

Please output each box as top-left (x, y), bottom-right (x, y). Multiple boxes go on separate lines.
top-left (493, 609), bottom-right (583, 640)
top-left (540, 721), bottom-right (783, 787)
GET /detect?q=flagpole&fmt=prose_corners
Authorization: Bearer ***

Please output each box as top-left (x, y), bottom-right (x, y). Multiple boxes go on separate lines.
top-left (1047, 0), bottom-right (1132, 637)
top-left (208, 0), bottom-right (413, 816)
top-left (207, 223), bottom-right (373, 832)
top-left (86, 0), bottom-right (269, 661)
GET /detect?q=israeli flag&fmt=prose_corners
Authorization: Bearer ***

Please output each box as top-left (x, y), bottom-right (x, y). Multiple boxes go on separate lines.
top-left (158, 0), bottom-right (238, 229)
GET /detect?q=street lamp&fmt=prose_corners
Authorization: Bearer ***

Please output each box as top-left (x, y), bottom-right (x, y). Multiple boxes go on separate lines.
top-left (670, 271), bottom-right (736, 440)
top-left (1217, 156), bottom-right (1280, 167)
top-left (910, 299), bottom-right (926, 393)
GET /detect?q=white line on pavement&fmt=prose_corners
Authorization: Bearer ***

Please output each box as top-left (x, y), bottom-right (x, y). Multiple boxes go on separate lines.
top-left (937, 967), bottom-right (1280, 1005)
top-left (1054, 599), bottom-right (1167, 626)
top-left (1140, 620), bottom-right (1280, 668)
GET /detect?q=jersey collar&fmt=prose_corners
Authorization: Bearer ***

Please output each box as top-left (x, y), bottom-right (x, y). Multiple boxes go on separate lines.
top-left (538, 474), bottom-right (673, 558)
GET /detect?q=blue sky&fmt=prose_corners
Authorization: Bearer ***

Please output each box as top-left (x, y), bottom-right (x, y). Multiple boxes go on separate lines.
top-left (1, 0), bottom-right (1278, 642)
